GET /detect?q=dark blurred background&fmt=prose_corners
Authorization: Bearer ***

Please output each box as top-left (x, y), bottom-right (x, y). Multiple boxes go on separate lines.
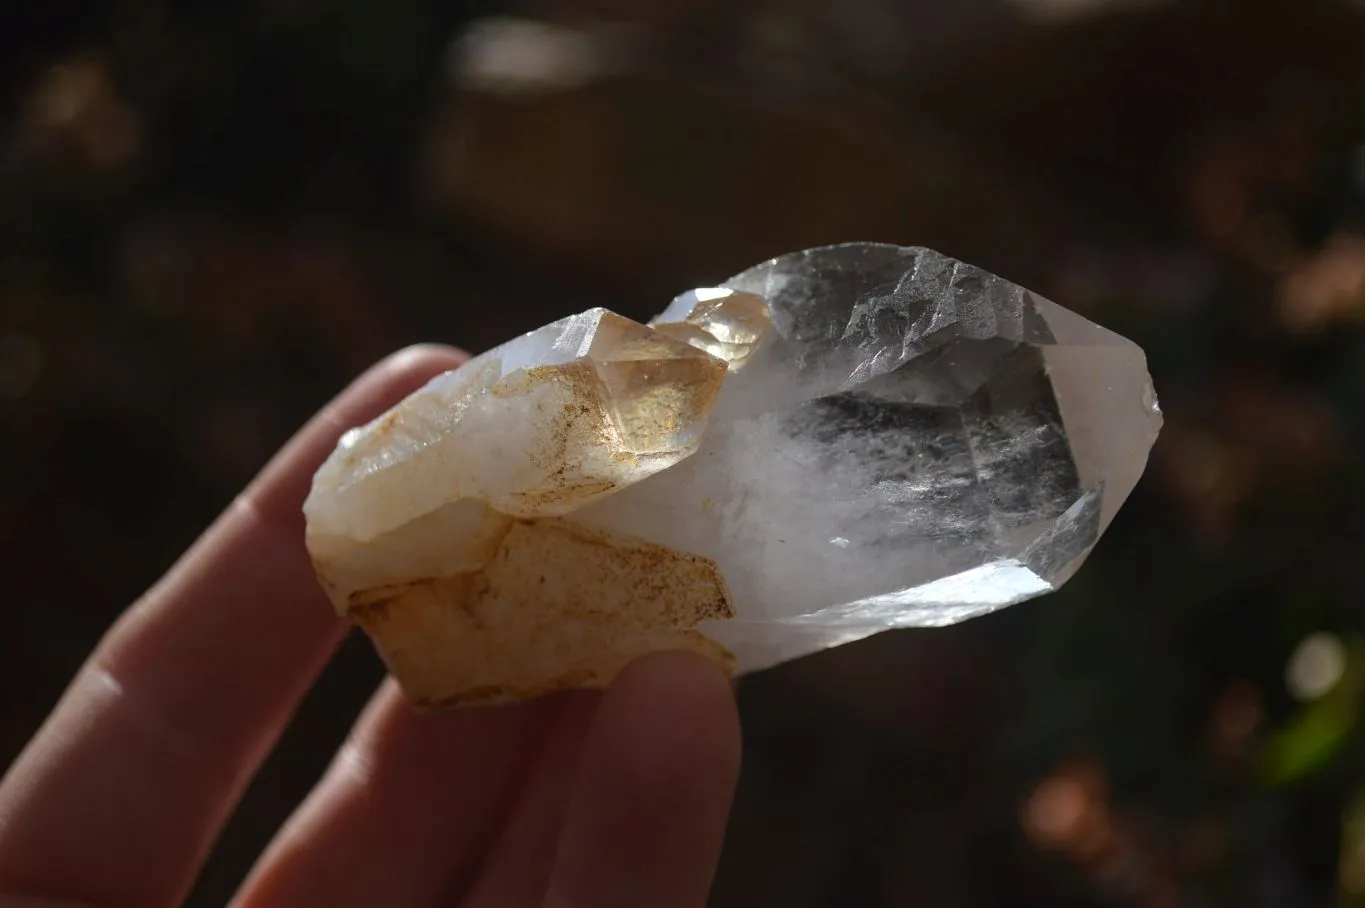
top-left (3, 0), bottom-right (1365, 904)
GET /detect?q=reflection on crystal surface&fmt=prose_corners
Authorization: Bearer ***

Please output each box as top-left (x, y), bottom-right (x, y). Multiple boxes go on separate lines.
top-left (652, 287), bottom-right (772, 368)
top-left (305, 243), bottom-right (1162, 703)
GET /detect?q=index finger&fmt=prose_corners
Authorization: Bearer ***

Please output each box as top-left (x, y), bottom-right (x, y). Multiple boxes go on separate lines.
top-left (0, 345), bottom-right (466, 908)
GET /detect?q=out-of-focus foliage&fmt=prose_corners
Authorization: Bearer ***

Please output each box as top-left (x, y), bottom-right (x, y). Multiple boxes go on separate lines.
top-left (3, 0), bottom-right (1365, 904)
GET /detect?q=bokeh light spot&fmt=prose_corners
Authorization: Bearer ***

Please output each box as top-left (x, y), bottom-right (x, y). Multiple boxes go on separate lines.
top-left (1286, 632), bottom-right (1346, 702)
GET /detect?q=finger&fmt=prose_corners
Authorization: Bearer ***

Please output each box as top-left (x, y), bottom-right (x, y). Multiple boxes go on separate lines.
top-left (460, 691), bottom-right (600, 908)
top-left (233, 683), bottom-right (588, 908)
top-left (545, 651), bottom-right (742, 908)
top-left (0, 346), bottom-right (466, 908)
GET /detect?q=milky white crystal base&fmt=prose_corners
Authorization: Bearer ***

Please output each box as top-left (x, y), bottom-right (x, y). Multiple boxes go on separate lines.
top-left (304, 244), bottom-right (1162, 706)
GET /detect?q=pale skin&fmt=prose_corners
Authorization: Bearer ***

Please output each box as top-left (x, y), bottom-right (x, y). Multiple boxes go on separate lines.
top-left (0, 345), bottom-right (742, 908)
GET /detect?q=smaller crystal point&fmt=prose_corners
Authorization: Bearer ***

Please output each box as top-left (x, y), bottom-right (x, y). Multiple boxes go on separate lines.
top-left (303, 243), bottom-right (1162, 707)
top-left (651, 287), bottom-right (772, 368)
top-left (581, 311), bottom-right (728, 458)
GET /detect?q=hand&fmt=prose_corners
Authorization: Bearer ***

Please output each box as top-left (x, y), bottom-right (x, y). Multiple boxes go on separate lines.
top-left (0, 346), bottom-right (742, 908)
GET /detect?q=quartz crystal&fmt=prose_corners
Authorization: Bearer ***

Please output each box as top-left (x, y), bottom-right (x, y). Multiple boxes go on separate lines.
top-left (304, 243), bottom-right (1162, 707)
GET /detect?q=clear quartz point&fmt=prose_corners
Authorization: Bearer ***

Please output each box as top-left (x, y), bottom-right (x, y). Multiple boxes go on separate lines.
top-left (304, 243), bottom-right (1162, 707)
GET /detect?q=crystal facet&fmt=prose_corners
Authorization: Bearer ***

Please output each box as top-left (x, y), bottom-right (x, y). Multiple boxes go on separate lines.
top-left (304, 244), bottom-right (1162, 707)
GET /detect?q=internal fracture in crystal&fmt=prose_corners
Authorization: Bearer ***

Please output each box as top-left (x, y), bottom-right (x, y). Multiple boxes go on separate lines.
top-left (304, 244), bottom-right (1162, 707)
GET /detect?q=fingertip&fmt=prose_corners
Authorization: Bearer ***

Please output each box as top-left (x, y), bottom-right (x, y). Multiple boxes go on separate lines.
top-left (378, 344), bottom-right (469, 379)
top-left (607, 650), bottom-right (742, 770)
top-left (609, 650), bottom-right (743, 816)
top-left (546, 650), bottom-right (741, 908)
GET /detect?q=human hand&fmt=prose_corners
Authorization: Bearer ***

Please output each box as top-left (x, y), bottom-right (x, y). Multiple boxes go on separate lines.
top-left (0, 346), bottom-right (742, 908)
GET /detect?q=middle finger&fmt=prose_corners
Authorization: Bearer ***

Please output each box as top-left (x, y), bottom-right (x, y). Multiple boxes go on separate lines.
top-left (232, 681), bottom-right (571, 908)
